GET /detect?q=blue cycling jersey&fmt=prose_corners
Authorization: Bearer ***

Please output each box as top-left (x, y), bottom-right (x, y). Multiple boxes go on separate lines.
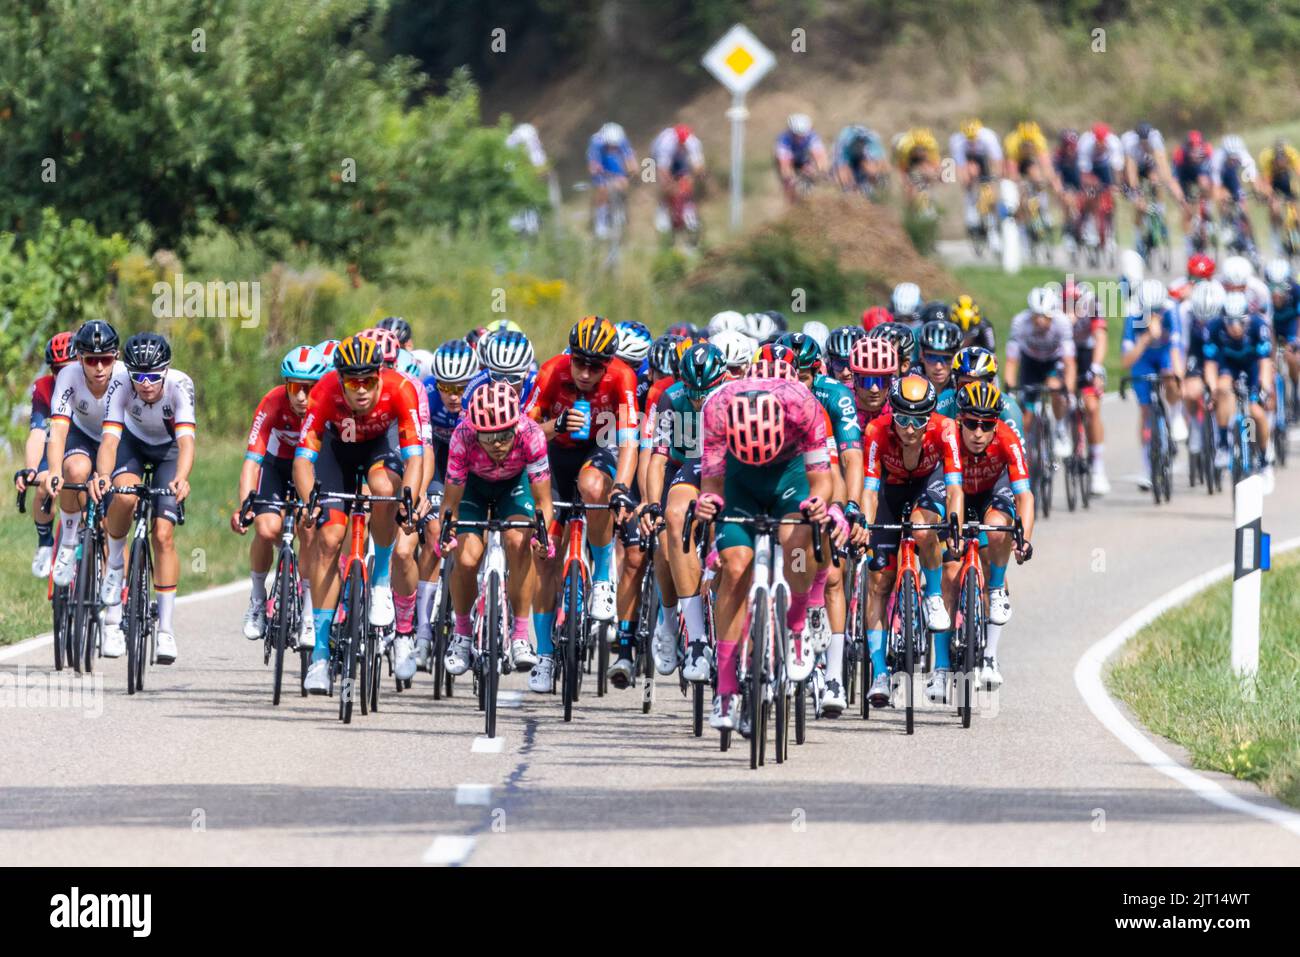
top-left (461, 365), bottom-right (538, 414)
top-left (1271, 283), bottom-right (1300, 341)
top-left (422, 376), bottom-right (464, 444)
top-left (776, 130), bottom-right (823, 169)
top-left (587, 135), bottom-right (634, 178)
top-left (1202, 316), bottom-right (1273, 377)
top-left (1122, 307), bottom-right (1183, 357)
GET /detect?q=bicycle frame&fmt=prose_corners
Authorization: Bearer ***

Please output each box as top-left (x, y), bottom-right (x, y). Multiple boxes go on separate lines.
top-left (549, 499), bottom-right (611, 721)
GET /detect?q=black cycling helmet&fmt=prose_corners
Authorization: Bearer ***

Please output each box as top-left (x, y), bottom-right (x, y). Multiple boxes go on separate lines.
top-left (776, 331), bottom-right (822, 371)
top-left (677, 343), bottom-right (728, 397)
top-left (918, 318), bottom-right (963, 355)
top-left (121, 332), bottom-right (172, 372)
top-left (955, 381), bottom-right (1003, 418)
top-left (569, 315), bottom-right (619, 361)
top-left (872, 321), bottom-right (918, 367)
top-left (825, 325), bottom-right (867, 362)
top-left (72, 319), bottom-right (120, 355)
top-left (377, 316), bottom-right (412, 346)
top-left (764, 310), bottom-right (789, 332)
top-left (918, 300), bottom-right (951, 326)
top-left (334, 334), bottom-right (384, 376)
top-left (889, 374), bottom-right (937, 416)
top-left (650, 333), bottom-right (686, 378)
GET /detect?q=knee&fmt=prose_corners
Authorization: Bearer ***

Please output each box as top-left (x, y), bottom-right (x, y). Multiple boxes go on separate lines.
top-left (720, 549), bottom-right (751, 583)
top-left (151, 522), bottom-right (175, 550)
top-left (577, 471), bottom-right (607, 504)
top-left (254, 517), bottom-right (281, 545)
top-left (319, 524), bottom-right (345, 553)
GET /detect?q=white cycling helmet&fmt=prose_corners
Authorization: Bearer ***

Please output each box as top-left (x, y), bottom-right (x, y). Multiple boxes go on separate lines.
top-left (801, 320), bottom-right (830, 350)
top-left (1137, 278), bottom-right (1167, 314)
top-left (1221, 134), bottom-right (1246, 154)
top-left (395, 348), bottom-right (422, 379)
top-left (1223, 291), bottom-right (1250, 320)
top-left (481, 330), bottom-right (535, 376)
top-left (890, 282), bottom-right (922, 319)
top-left (409, 348), bottom-right (436, 378)
top-left (431, 340), bottom-right (480, 383)
top-left (787, 113), bottom-right (813, 137)
top-left (1221, 255), bottom-right (1252, 288)
top-left (1119, 249), bottom-right (1145, 287)
top-left (711, 329), bottom-right (757, 370)
top-left (1264, 257), bottom-right (1292, 287)
top-left (1027, 286), bottom-right (1059, 315)
top-left (1190, 280), bottom-right (1226, 322)
top-left (599, 122), bottom-right (626, 146)
top-left (744, 311), bottom-right (780, 342)
top-left (707, 310), bottom-right (748, 336)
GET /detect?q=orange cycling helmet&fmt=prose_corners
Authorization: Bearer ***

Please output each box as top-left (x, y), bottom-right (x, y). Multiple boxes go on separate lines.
top-left (569, 315), bottom-right (619, 360)
top-left (849, 336), bottom-right (898, 376)
top-left (468, 381), bottom-right (521, 432)
top-left (726, 391), bottom-right (786, 465)
top-left (748, 357), bottom-right (797, 381)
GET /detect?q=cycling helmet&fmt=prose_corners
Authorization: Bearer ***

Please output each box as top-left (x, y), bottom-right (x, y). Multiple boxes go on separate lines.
top-left (468, 381), bottom-right (521, 432)
top-left (744, 311), bottom-right (781, 343)
top-left (122, 332), bottom-right (172, 372)
top-left (1264, 257), bottom-right (1292, 288)
top-left (1017, 120), bottom-right (1042, 141)
top-left (395, 349), bottom-right (422, 379)
top-left (377, 316), bottom-right (413, 345)
top-left (950, 295), bottom-right (981, 332)
top-left (1221, 134), bottom-right (1245, 154)
top-left (826, 325), bottom-right (868, 362)
top-left (1167, 277), bottom-right (1191, 303)
top-left (776, 332), bottom-right (821, 371)
top-left (952, 346), bottom-right (999, 381)
top-left (801, 320), bottom-right (830, 349)
top-left (1190, 280), bottom-right (1226, 322)
top-left (889, 374), bottom-right (937, 416)
top-left (861, 306), bottom-right (893, 332)
top-left (1221, 255), bottom-right (1252, 287)
top-left (955, 381), bottom-right (1003, 418)
top-left (481, 330), bottom-right (534, 376)
top-left (1223, 291), bottom-right (1249, 321)
top-left (316, 338), bottom-right (341, 362)
top-left (1120, 249), bottom-right (1145, 288)
top-left (569, 315), bottom-right (618, 361)
top-left (674, 124), bottom-right (693, 146)
top-left (849, 336), bottom-right (898, 376)
top-left (599, 122), bottom-right (626, 146)
top-left (45, 331), bottom-right (75, 368)
top-left (1187, 130), bottom-right (1204, 148)
top-left (615, 321), bottom-right (654, 365)
top-left (464, 326), bottom-right (490, 350)
top-left (890, 282), bottom-right (922, 319)
top-left (334, 334), bottom-right (383, 376)
top-left (281, 345), bottom-right (330, 381)
top-left (960, 118), bottom-right (983, 140)
top-left (787, 114), bottom-right (813, 137)
top-left (677, 343), bottom-right (728, 398)
top-left (485, 318), bottom-right (523, 335)
top-left (358, 326), bottom-right (401, 366)
top-left (1064, 280), bottom-right (1097, 317)
top-left (918, 301), bottom-right (950, 326)
top-left (430, 339), bottom-right (479, 383)
top-left (764, 310), bottom-right (789, 332)
top-left (409, 348), bottom-right (435, 378)
top-left (1027, 286), bottom-right (1059, 315)
top-left (748, 357), bottom-right (797, 381)
top-left (72, 319), bottom-right (119, 355)
top-left (710, 329), bottom-right (756, 370)
top-left (918, 319), bottom-right (963, 355)
top-left (1187, 253), bottom-right (1216, 281)
top-left (650, 334), bottom-right (686, 378)
top-left (1060, 129), bottom-right (1079, 149)
top-left (1137, 278), bottom-right (1167, 314)
top-left (707, 310), bottom-right (748, 336)
top-left (1092, 122), bottom-right (1111, 142)
top-left (666, 321), bottom-right (701, 339)
top-left (1136, 121), bottom-right (1153, 141)
top-left (874, 322), bottom-right (918, 367)
top-left (754, 341), bottom-right (796, 365)
top-left (726, 391), bottom-right (785, 465)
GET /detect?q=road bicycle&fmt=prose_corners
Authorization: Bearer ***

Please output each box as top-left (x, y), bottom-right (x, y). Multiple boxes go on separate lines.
top-left (1121, 372), bottom-right (1181, 504)
top-left (1188, 193), bottom-right (1219, 257)
top-left (237, 492), bottom-right (310, 705)
top-left (677, 503), bottom-right (719, 741)
top-left (624, 508), bottom-right (662, 714)
top-left (1063, 392), bottom-right (1092, 512)
top-left (45, 481), bottom-right (106, 675)
top-left (21, 479), bottom-right (89, 674)
top-left (968, 178), bottom-right (1000, 259)
top-left (550, 499), bottom-right (613, 722)
top-left (1271, 350), bottom-right (1291, 468)
top-left (1133, 182), bottom-right (1170, 273)
top-left (1280, 199), bottom-right (1300, 262)
top-left (1080, 181), bottom-right (1116, 269)
top-left (1016, 383), bottom-right (1065, 518)
top-left (1221, 372), bottom-right (1263, 487)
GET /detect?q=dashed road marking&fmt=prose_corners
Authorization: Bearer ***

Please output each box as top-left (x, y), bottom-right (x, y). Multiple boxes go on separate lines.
top-left (472, 736), bottom-right (504, 753)
top-left (422, 835), bottom-right (476, 865)
top-left (456, 784), bottom-right (492, 806)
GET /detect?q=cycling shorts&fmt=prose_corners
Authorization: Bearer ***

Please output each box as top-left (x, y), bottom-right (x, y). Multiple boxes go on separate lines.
top-left (457, 472), bottom-right (536, 526)
top-left (253, 455), bottom-right (294, 516)
top-left (431, 438), bottom-right (449, 485)
top-left (1019, 355), bottom-right (1063, 390)
top-left (110, 430), bottom-right (182, 525)
top-left (868, 467), bottom-right (945, 556)
top-left (716, 455), bottom-right (811, 553)
top-left (1213, 362), bottom-right (1263, 393)
top-left (1131, 348), bottom-right (1176, 405)
top-left (1091, 164), bottom-right (1113, 188)
top-left (313, 432), bottom-right (403, 521)
top-left (62, 421), bottom-right (100, 462)
top-left (547, 441), bottom-right (617, 503)
top-left (1273, 171), bottom-right (1295, 200)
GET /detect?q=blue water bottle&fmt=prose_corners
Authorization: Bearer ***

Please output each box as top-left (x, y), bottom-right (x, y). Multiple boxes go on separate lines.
top-left (571, 399), bottom-right (591, 441)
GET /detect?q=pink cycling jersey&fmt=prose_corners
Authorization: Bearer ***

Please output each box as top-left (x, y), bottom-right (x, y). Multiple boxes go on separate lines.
top-left (699, 377), bottom-right (830, 480)
top-left (445, 417), bottom-right (550, 485)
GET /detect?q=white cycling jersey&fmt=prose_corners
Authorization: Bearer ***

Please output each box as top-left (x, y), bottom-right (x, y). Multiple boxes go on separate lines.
top-left (1076, 131), bottom-right (1124, 174)
top-left (948, 128), bottom-right (1003, 168)
top-left (1006, 310), bottom-right (1077, 363)
top-left (50, 361), bottom-right (129, 440)
top-left (651, 128), bottom-right (705, 173)
top-left (1121, 128), bottom-right (1166, 162)
top-left (103, 369), bottom-right (197, 446)
top-left (1209, 144), bottom-right (1258, 186)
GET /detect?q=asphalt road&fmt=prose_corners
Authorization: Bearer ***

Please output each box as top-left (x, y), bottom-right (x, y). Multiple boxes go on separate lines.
top-left (3, 396), bottom-right (1299, 866)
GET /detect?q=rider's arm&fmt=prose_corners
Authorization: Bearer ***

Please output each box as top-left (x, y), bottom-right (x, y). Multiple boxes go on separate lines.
top-left (174, 432), bottom-right (195, 500)
top-left (939, 418), bottom-right (964, 535)
top-left (1061, 355), bottom-right (1078, 394)
top-left (860, 421), bottom-right (883, 522)
top-left (1002, 355), bottom-right (1021, 389)
top-left (440, 480), bottom-right (464, 520)
top-left (610, 367), bottom-right (640, 490)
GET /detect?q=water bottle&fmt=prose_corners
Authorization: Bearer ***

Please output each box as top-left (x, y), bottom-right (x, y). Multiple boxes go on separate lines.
top-left (571, 399), bottom-right (591, 441)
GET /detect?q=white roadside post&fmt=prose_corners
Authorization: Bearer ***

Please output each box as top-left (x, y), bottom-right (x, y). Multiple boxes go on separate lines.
top-left (701, 24), bottom-right (775, 232)
top-left (1232, 474), bottom-right (1271, 701)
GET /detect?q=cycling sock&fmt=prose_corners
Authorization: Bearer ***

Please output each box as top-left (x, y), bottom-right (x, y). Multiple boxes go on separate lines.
top-left (867, 629), bottom-right (887, 677)
top-left (105, 603), bottom-right (123, 627)
top-left (985, 622), bottom-right (1003, 659)
top-left (808, 567), bottom-right (829, 606)
top-left (590, 540), bottom-right (615, 583)
top-left (512, 616), bottom-right (530, 642)
top-left (988, 563), bottom-right (1008, 589)
top-left (932, 630), bottom-right (951, 670)
top-left (922, 566), bottom-right (942, 597)
top-left (36, 520), bottom-right (54, 548)
top-left (301, 580), bottom-right (314, 625)
top-left (312, 608), bottom-right (334, 662)
top-left (1090, 443), bottom-right (1104, 469)
top-left (716, 641), bottom-right (740, 697)
top-left (786, 590), bottom-right (810, 633)
top-left (107, 533), bottom-right (127, 570)
top-left (415, 580), bottom-right (434, 638)
top-left (59, 509), bottom-right (81, 546)
top-left (454, 612), bottom-right (472, 636)
top-left (371, 542), bottom-right (394, 587)
top-left (155, 585), bottom-right (176, 634)
top-left (394, 591), bottom-right (416, 633)
top-left (660, 601), bottom-right (679, 636)
top-left (679, 595), bottom-right (706, 644)
top-left (826, 633), bottom-right (845, 680)
top-left (1141, 443), bottom-right (1151, 475)
top-left (617, 619), bottom-right (635, 655)
top-left (250, 571), bottom-right (267, 604)
top-left (533, 611), bottom-right (556, 656)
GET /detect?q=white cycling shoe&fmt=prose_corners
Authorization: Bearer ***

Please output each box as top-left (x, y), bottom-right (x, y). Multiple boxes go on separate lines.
top-left (589, 581), bottom-right (616, 622)
top-left (1090, 468), bottom-right (1111, 496)
top-left (101, 624), bottom-right (126, 659)
top-left (51, 545), bottom-right (77, 585)
top-left (298, 614), bottom-right (315, 649)
top-left (979, 656), bottom-right (1004, 691)
top-left (821, 678), bottom-right (847, 716)
top-left (242, 595), bottom-right (266, 640)
top-left (393, 635), bottom-right (417, 681)
top-left (607, 655), bottom-right (634, 690)
top-left (786, 633), bottom-right (815, 683)
top-left (806, 607), bottom-right (831, 654)
top-left (100, 565), bottom-right (125, 606)
top-left (529, 655), bottom-right (555, 693)
top-left (368, 585), bottom-right (395, 627)
top-left (510, 639), bottom-right (538, 670)
top-left (1052, 425), bottom-right (1072, 460)
top-left (988, 587), bottom-right (1012, 625)
top-left (413, 634), bottom-right (431, 670)
top-left (652, 617), bottom-right (678, 675)
top-left (926, 668), bottom-right (950, 704)
top-left (923, 595), bottom-right (951, 631)
top-left (304, 658), bottom-right (330, 695)
top-left (710, 693), bottom-right (741, 730)
top-left (34, 545), bottom-right (55, 581)
top-left (155, 632), bottom-right (177, 665)
top-left (681, 641), bottom-right (713, 683)
top-left (867, 672), bottom-right (891, 708)
top-left (1171, 414), bottom-right (1189, 443)
top-left (444, 634), bottom-right (473, 676)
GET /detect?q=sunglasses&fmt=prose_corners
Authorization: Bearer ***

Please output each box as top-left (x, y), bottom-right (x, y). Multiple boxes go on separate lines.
top-left (959, 417), bottom-right (999, 433)
top-left (81, 354), bottom-right (116, 368)
top-left (285, 380), bottom-right (314, 398)
top-left (477, 427), bottom-right (517, 446)
top-left (571, 355), bottom-right (608, 374)
top-left (436, 381), bottom-right (466, 396)
top-left (923, 352), bottom-right (954, 365)
top-left (343, 375), bottom-right (380, 392)
top-left (827, 358), bottom-right (851, 376)
top-left (894, 413), bottom-right (929, 430)
top-left (855, 374), bottom-right (892, 391)
top-left (489, 370), bottom-right (527, 386)
top-left (130, 371), bottom-right (166, 385)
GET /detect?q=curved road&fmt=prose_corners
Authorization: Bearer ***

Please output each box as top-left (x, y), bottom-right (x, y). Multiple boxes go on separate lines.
top-left (3, 397), bottom-right (1298, 866)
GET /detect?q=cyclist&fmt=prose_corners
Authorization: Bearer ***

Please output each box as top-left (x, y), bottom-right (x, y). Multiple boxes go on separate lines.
top-left (1003, 120), bottom-right (1062, 231)
top-left (861, 306), bottom-right (893, 334)
top-left (377, 316), bottom-right (413, 349)
top-left (616, 320), bottom-right (655, 406)
top-left (1054, 129), bottom-right (1084, 249)
top-left (526, 316), bottom-right (638, 692)
top-left (694, 359), bottom-right (835, 730)
top-left (587, 122), bottom-right (637, 240)
top-left (917, 311), bottom-right (963, 416)
top-left (505, 122), bottom-right (550, 236)
top-left (650, 123), bottom-right (705, 236)
top-left (90, 333), bottom-right (195, 666)
top-left (1210, 134), bottom-right (1260, 254)
top-left (891, 126), bottom-right (942, 208)
top-left (1264, 258), bottom-right (1300, 410)
top-left (951, 293), bottom-right (996, 352)
top-left (860, 374), bottom-right (963, 708)
top-left (1121, 278), bottom-right (1186, 491)
top-left (463, 330), bottom-right (537, 408)
top-left (952, 346), bottom-right (1025, 441)
top-left (1065, 281), bottom-right (1111, 494)
top-left (950, 118), bottom-right (1004, 239)
top-left (847, 334), bottom-right (899, 439)
top-left (871, 321), bottom-right (920, 376)
top-left (1258, 137), bottom-right (1300, 252)
top-left (1202, 291), bottom-right (1275, 477)
top-left (890, 282), bottom-right (923, 330)
top-left (294, 334), bottom-right (426, 693)
top-left (1004, 286), bottom-right (1077, 460)
top-left (1077, 122), bottom-right (1123, 249)
top-left (710, 328), bottom-right (757, 377)
top-left (1181, 279), bottom-right (1226, 467)
top-left (1173, 130), bottom-right (1215, 252)
top-left (940, 382), bottom-right (1034, 693)
top-left (775, 113), bottom-right (829, 203)
top-left (20, 331), bottom-right (75, 577)
top-left (439, 382), bottom-right (554, 675)
top-left (1220, 254), bottom-right (1272, 322)
top-left (233, 345), bottom-right (329, 643)
top-left (1122, 121), bottom-right (1185, 234)
top-left (833, 123), bottom-right (889, 196)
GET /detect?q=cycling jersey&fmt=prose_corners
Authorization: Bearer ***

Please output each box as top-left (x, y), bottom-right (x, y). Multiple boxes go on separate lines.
top-left (948, 128), bottom-right (1003, 175)
top-left (296, 369), bottom-right (424, 463)
top-left (1004, 127), bottom-right (1048, 171)
top-left (1073, 312), bottom-right (1108, 377)
top-left (1123, 308), bottom-right (1183, 404)
top-left (1172, 143), bottom-right (1212, 193)
top-left (1054, 146), bottom-right (1082, 191)
top-left (421, 377), bottom-right (465, 444)
top-left (1211, 146), bottom-right (1257, 201)
top-left (445, 416), bottom-right (549, 486)
top-left (102, 369), bottom-right (197, 446)
top-left (935, 387), bottom-right (957, 418)
top-left (810, 374), bottom-right (862, 454)
top-left (961, 421), bottom-right (1031, 496)
top-left (1122, 129), bottom-right (1166, 179)
top-left (894, 129), bottom-right (940, 171)
top-left (1006, 310), bottom-right (1077, 363)
top-left (1121, 308), bottom-right (1183, 357)
top-left (1077, 130), bottom-right (1124, 184)
top-left (651, 128), bottom-right (704, 178)
top-left (400, 368), bottom-right (432, 446)
top-left (1260, 145), bottom-right (1300, 197)
top-left (863, 414), bottom-right (963, 491)
top-left (1271, 282), bottom-right (1300, 342)
top-left (29, 374), bottom-right (56, 432)
top-left (244, 386), bottom-right (302, 464)
top-left (776, 130), bottom-right (824, 171)
top-left (526, 354), bottom-right (638, 450)
top-left (699, 377), bottom-right (829, 481)
top-left (50, 361), bottom-right (129, 440)
top-left (652, 383), bottom-right (701, 465)
top-left (1202, 316), bottom-right (1273, 382)
top-left (587, 135), bottom-right (635, 179)
top-left (836, 126), bottom-right (886, 170)
top-left (962, 322), bottom-right (997, 354)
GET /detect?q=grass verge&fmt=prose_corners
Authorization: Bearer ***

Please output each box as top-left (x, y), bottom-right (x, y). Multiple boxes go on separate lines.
top-left (1107, 552), bottom-right (1300, 809)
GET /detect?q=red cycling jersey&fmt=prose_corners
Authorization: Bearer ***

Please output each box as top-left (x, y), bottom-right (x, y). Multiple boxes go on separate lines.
top-left (863, 413), bottom-right (963, 491)
top-left (961, 421), bottom-right (1031, 495)
top-left (29, 374), bottom-right (56, 431)
top-left (526, 354), bottom-right (639, 449)
top-left (245, 386), bottom-right (303, 463)
top-left (296, 369), bottom-right (424, 462)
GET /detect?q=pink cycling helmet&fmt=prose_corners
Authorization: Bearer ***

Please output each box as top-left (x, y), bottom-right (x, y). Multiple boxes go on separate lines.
top-left (849, 336), bottom-right (898, 376)
top-left (358, 327), bottom-right (401, 366)
top-left (726, 391), bottom-right (786, 465)
top-left (468, 381), bottom-right (521, 432)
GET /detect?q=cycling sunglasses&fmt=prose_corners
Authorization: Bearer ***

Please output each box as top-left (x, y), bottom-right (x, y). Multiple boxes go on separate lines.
top-left (284, 380), bottom-right (314, 398)
top-left (923, 352), bottom-right (955, 365)
top-left (343, 374), bottom-right (380, 392)
top-left (81, 353), bottom-right (116, 368)
top-left (959, 416), bottom-right (999, 433)
top-left (827, 357), bottom-right (852, 376)
top-left (489, 370), bottom-right (528, 386)
top-left (477, 427), bottom-right (516, 446)
top-left (130, 370), bottom-right (166, 385)
top-left (436, 380), bottom-right (467, 396)
top-left (855, 374), bottom-right (892, 391)
top-left (894, 412), bottom-right (929, 430)
top-left (571, 354), bottom-right (609, 374)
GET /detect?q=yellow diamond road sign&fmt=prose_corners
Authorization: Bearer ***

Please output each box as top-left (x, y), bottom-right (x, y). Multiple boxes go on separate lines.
top-left (702, 24), bottom-right (775, 96)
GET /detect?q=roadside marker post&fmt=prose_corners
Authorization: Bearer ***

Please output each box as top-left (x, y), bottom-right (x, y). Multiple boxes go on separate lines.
top-left (1232, 474), bottom-right (1270, 700)
top-left (702, 24), bottom-right (775, 232)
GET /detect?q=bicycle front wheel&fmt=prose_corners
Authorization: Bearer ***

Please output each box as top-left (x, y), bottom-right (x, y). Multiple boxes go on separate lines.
top-left (125, 541), bottom-right (149, 695)
top-left (899, 572), bottom-right (919, 735)
top-left (562, 570), bottom-right (581, 722)
top-left (271, 550), bottom-right (294, 706)
top-left (485, 570), bottom-right (501, 739)
top-left (958, 571), bottom-right (981, 729)
top-left (341, 564), bottom-right (363, 724)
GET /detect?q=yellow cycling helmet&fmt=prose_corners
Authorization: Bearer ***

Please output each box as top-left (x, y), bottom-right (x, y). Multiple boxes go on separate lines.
top-left (568, 315), bottom-right (618, 360)
top-left (333, 334), bottom-right (383, 376)
top-left (961, 118), bottom-right (983, 140)
top-left (485, 319), bottom-right (523, 335)
top-left (951, 294), bottom-right (982, 332)
top-left (1017, 120), bottom-right (1041, 141)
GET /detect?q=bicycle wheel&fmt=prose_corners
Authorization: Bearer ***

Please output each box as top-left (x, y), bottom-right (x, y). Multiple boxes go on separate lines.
top-left (899, 572), bottom-right (919, 735)
top-left (78, 537), bottom-right (102, 674)
top-left (596, 620), bottom-right (609, 698)
top-left (562, 570), bottom-right (581, 722)
top-left (433, 572), bottom-right (452, 699)
top-left (1064, 451), bottom-right (1079, 512)
top-left (340, 565), bottom-right (363, 724)
top-left (958, 571), bottom-right (981, 729)
top-left (692, 680), bottom-right (704, 737)
top-left (485, 570), bottom-right (501, 739)
top-left (125, 540), bottom-right (149, 695)
top-left (1036, 418), bottom-right (1054, 517)
top-left (637, 571), bottom-right (657, 714)
top-left (52, 586), bottom-right (68, 673)
top-left (748, 599), bottom-right (767, 770)
top-left (271, 550), bottom-right (294, 706)
top-left (795, 680), bottom-right (807, 745)
top-left (773, 590), bottom-right (789, 765)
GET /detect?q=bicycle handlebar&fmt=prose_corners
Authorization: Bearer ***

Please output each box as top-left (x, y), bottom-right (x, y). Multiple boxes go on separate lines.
top-left (683, 500), bottom-right (825, 564)
top-left (110, 483), bottom-right (187, 525)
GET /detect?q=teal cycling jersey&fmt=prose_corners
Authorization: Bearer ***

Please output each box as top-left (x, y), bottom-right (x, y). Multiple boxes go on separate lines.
top-left (651, 383), bottom-right (701, 465)
top-left (935, 386), bottom-right (957, 418)
top-left (811, 374), bottom-right (862, 453)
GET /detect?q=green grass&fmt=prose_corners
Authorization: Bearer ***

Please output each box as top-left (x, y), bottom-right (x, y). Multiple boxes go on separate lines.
top-left (1107, 552), bottom-right (1300, 809)
top-left (1, 438), bottom-right (249, 646)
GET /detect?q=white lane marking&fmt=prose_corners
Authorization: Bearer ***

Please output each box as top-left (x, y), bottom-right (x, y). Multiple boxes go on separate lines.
top-left (1, 580), bottom-right (252, 661)
top-left (455, 784), bottom-right (492, 806)
top-left (498, 690), bottom-right (523, 709)
top-left (422, 835), bottom-right (476, 865)
top-left (471, 736), bottom-right (504, 753)
top-left (1074, 536), bottom-right (1300, 838)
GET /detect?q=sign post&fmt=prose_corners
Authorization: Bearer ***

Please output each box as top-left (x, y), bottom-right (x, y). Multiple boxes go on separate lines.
top-left (702, 25), bottom-right (775, 232)
top-left (1232, 474), bottom-right (1270, 701)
